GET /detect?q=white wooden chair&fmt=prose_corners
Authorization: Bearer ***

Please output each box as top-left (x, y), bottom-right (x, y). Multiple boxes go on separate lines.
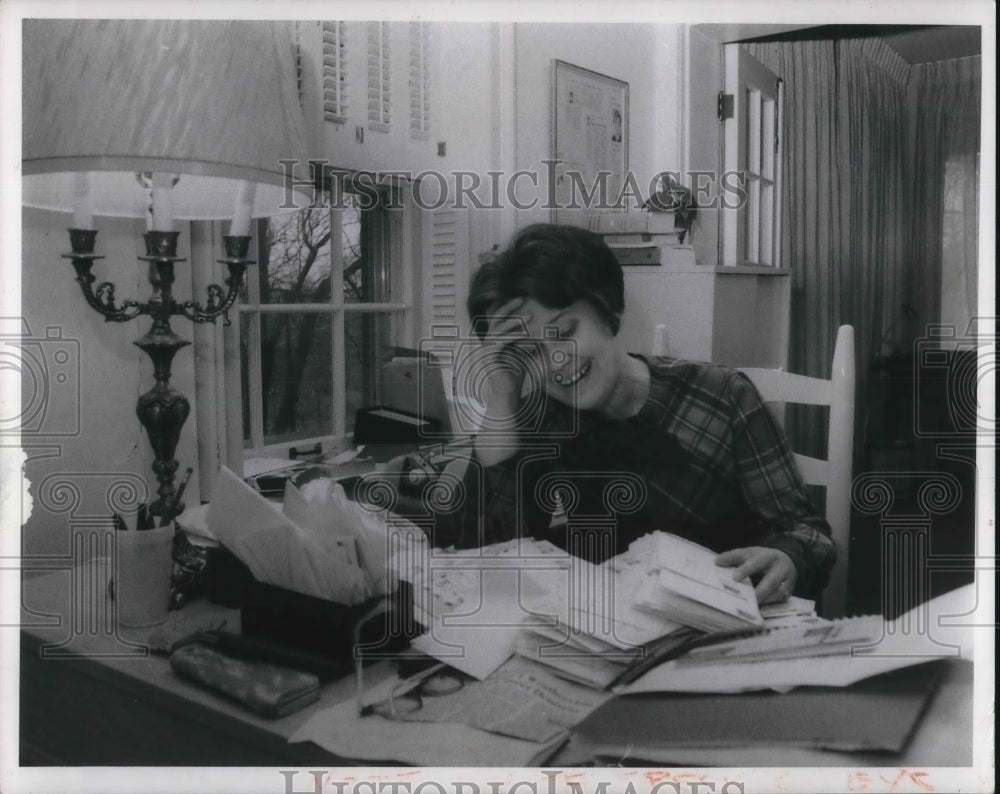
top-left (739, 325), bottom-right (856, 617)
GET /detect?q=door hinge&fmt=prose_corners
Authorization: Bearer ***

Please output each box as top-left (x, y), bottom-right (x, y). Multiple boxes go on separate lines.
top-left (717, 92), bottom-right (734, 121)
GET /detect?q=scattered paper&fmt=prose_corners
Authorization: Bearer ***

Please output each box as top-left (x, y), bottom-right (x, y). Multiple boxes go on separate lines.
top-left (408, 567), bottom-right (542, 679)
top-left (760, 595), bottom-right (816, 621)
top-left (207, 466), bottom-right (368, 604)
top-left (331, 481), bottom-right (429, 596)
top-left (359, 655), bottom-right (610, 743)
top-left (175, 502), bottom-right (217, 544)
top-left (392, 539), bottom-right (575, 679)
top-left (289, 696), bottom-right (551, 766)
top-left (631, 532), bottom-right (763, 631)
top-left (618, 583), bottom-right (976, 694)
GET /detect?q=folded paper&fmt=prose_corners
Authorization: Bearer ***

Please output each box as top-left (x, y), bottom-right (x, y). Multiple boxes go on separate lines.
top-left (207, 466), bottom-right (368, 604)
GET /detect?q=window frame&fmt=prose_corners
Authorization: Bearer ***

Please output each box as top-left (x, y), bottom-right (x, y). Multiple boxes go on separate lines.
top-left (210, 177), bottom-right (417, 470)
top-left (721, 43), bottom-right (784, 268)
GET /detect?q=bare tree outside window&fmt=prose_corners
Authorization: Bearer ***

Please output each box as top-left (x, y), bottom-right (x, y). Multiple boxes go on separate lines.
top-left (240, 193), bottom-right (395, 448)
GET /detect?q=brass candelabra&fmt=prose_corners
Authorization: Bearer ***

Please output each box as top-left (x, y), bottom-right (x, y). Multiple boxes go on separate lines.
top-left (64, 228), bottom-right (254, 518)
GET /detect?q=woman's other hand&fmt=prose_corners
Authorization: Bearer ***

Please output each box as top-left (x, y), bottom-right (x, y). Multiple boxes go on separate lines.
top-left (715, 546), bottom-right (798, 605)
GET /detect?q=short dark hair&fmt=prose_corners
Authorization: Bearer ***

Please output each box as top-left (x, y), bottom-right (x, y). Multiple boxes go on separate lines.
top-left (467, 224), bottom-right (625, 339)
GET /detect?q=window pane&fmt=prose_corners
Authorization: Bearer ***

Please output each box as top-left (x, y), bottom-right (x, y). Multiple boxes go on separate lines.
top-left (746, 87), bottom-right (761, 175)
top-left (743, 177), bottom-right (760, 263)
top-left (343, 196), bottom-right (390, 304)
top-left (251, 312), bottom-right (333, 446)
top-left (343, 312), bottom-right (401, 433)
top-left (759, 182), bottom-right (773, 265)
top-left (258, 209), bottom-right (333, 305)
top-left (761, 97), bottom-right (775, 180)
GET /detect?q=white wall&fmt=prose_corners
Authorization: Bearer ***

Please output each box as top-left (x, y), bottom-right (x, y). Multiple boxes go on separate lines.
top-left (19, 21), bottom-right (500, 553)
top-left (512, 23), bottom-right (685, 227)
top-left (18, 21), bottom-right (695, 551)
top-left (297, 21), bottom-right (495, 177)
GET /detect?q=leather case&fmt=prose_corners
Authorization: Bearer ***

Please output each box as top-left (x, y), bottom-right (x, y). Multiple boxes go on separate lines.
top-left (171, 643), bottom-right (321, 718)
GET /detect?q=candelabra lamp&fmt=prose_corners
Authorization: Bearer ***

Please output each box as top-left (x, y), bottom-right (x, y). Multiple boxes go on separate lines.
top-left (63, 228), bottom-right (255, 516)
top-left (22, 19), bottom-right (312, 517)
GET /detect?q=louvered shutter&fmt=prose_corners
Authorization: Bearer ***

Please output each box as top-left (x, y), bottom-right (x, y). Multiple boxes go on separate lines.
top-left (322, 22), bottom-right (348, 123)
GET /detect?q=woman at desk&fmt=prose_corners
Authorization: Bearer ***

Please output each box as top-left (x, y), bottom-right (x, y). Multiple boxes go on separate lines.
top-left (423, 224), bottom-right (834, 603)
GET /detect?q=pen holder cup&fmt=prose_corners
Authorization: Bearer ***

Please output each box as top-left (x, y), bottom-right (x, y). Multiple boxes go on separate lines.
top-left (114, 523), bottom-right (175, 628)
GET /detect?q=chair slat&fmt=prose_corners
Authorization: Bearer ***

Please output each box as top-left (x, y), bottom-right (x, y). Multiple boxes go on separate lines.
top-left (735, 325), bottom-right (856, 618)
top-left (739, 369), bottom-right (833, 405)
top-left (792, 453), bottom-right (828, 485)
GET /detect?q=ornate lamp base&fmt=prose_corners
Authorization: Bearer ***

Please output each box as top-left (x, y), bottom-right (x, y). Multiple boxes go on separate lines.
top-left (66, 227), bottom-right (253, 520)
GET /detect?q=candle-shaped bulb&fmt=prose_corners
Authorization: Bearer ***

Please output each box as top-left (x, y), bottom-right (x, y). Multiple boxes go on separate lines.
top-left (72, 172), bottom-right (93, 230)
top-left (230, 180), bottom-right (257, 237)
top-left (151, 172), bottom-right (173, 232)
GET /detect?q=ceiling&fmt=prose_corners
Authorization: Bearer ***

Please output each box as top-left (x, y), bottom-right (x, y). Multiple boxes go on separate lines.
top-left (879, 26), bottom-right (981, 64)
top-left (695, 24), bottom-right (982, 65)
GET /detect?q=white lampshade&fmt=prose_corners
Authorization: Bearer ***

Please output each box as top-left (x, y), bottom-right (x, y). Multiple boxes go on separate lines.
top-left (22, 19), bottom-right (312, 220)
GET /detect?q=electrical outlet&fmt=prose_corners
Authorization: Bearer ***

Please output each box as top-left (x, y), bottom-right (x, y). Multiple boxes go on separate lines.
top-left (356, 126), bottom-right (364, 144)
top-left (437, 141), bottom-right (446, 157)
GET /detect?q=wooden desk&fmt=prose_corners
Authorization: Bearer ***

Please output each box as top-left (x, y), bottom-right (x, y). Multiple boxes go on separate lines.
top-left (19, 561), bottom-right (380, 766)
top-left (19, 562), bottom-right (974, 767)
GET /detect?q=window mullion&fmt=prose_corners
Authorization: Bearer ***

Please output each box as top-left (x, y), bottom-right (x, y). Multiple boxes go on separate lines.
top-left (245, 222), bottom-right (267, 450)
top-left (246, 308), bottom-right (265, 451)
top-left (331, 204), bottom-right (347, 439)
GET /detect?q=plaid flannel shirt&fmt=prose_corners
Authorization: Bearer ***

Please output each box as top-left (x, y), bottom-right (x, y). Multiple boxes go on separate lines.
top-left (437, 354), bottom-right (836, 598)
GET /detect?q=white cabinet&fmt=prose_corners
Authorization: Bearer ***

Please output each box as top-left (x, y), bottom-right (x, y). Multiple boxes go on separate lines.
top-left (609, 27), bottom-right (791, 370)
top-left (614, 236), bottom-right (791, 369)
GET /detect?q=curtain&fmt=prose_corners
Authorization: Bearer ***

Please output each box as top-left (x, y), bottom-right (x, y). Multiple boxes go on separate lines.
top-left (907, 56), bottom-right (981, 349)
top-left (745, 38), bottom-right (913, 470)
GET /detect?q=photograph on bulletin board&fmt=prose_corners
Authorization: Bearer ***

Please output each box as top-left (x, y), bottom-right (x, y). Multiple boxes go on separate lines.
top-left (551, 59), bottom-right (629, 227)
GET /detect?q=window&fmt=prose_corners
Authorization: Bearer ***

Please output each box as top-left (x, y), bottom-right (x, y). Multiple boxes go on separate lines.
top-left (231, 185), bottom-right (410, 456)
top-left (721, 44), bottom-right (784, 267)
top-left (939, 153), bottom-right (980, 343)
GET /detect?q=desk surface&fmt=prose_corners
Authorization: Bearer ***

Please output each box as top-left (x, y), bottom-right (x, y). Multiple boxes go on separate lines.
top-left (19, 560), bottom-right (974, 767)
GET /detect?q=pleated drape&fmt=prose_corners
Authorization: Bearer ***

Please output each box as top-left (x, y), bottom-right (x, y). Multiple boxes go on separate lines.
top-left (743, 38), bottom-right (977, 472)
top-left (907, 56), bottom-right (982, 348)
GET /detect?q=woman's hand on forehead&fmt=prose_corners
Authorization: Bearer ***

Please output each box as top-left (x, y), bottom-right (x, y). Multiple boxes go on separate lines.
top-left (486, 297), bottom-right (533, 340)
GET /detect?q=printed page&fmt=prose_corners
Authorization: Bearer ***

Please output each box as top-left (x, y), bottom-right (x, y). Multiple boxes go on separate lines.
top-left (290, 697), bottom-right (549, 766)
top-left (359, 655), bottom-right (611, 743)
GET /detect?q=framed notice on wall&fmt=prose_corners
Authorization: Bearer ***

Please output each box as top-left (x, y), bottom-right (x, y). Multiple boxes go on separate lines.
top-left (551, 59), bottom-right (629, 226)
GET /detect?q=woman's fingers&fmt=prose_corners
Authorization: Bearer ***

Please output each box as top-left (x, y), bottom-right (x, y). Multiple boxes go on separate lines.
top-left (716, 547), bottom-right (770, 582)
top-left (487, 298), bottom-right (532, 338)
top-left (490, 317), bottom-right (531, 339)
top-left (714, 548), bottom-right (749, 568)
top-left (716, 546), bottom-right (797, 604)
top-left (755, 565), bottom-right (790, 604)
